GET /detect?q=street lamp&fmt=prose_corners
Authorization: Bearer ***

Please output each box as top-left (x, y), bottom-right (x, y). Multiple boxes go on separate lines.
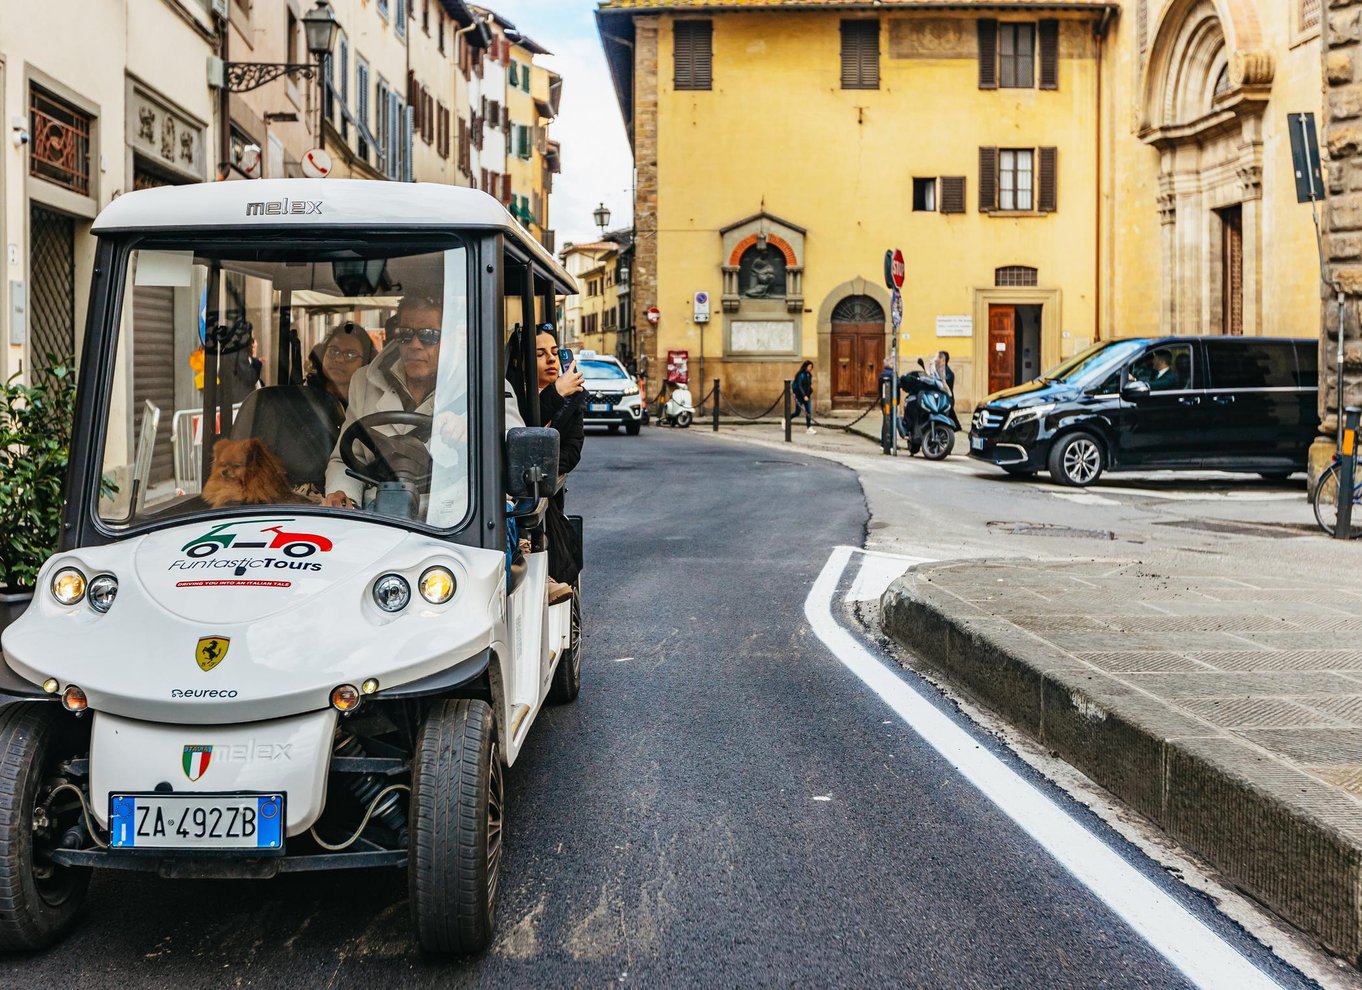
top-left (593, 202), bottom-right (611, 236)
top-left (220, 0), bottom-right (339, 173)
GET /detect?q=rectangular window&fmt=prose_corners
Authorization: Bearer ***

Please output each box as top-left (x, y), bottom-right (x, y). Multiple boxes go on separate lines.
top-left (439, 12), bottom-right (446, 53)
top-left (377, 78), bottom-right (390, 171)
top-left (286, 9), bottom-right (299, 65)
top-left (1131, 343), bottom-right (1195, 390)
top-left (840, 20), bottom-right (879, 90)
top-left (1039, 20), bottom-right (1059, 90)
top-left (940, 176), bottom-right (967, 214)
top-left (357, 59), bottom-right (370, 160)
top-left (395, 0), bottom-right (407, 38)
top-left (509, 61), bottom-right (519, 88)
top-left (28, 86), bottom-right (91, 196)
top-left (1038, 146), bottom-right (1058, 212)
top-left (999, 149), bottom-right (1034, 211)
top-left (377, 0), bottom-right (388, 19)
top-left (339, 37), bottom-right (350, 141)
top-left (674, 20), bottom-right (713, 91)
top-left (523, 68), bottom-right (531, 94)
top-left (912, 178), bottom-right (937, 212)
top-left (998, 24), bottom-right (1035, 89)
top-left (1303, 0), bottom-right (1321, 30)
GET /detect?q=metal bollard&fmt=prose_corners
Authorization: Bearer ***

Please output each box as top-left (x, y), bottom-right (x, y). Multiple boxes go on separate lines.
top-left (879, 372), bottom-right (894, 455)
top-left (1336, 406), bottom-right (1360, 540)
top-left (712, 379), bottom-right (720, 432)
top-left (783, 379), bottom-right (792, 443)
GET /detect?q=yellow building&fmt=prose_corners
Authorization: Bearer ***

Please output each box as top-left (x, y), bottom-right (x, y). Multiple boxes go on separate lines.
top-left (561, 240), bottom-right (623, 354)
top-left (597, 0), bottom-right (1324, 411)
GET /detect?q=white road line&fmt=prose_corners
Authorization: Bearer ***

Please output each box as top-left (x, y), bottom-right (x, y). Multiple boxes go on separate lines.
top-left (1049, 492), bottom-right (1123, 507)
top-left (847, 553), bottom-right (933, 601)
top-left (806, 545), bottom-right (1280, 990)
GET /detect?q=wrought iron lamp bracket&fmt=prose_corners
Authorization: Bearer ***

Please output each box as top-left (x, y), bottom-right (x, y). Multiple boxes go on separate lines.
top-left (224, 62), bottom-right (318, 93)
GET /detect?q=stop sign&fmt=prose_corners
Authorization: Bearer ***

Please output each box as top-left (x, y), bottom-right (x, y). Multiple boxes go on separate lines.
top-left (646, 306), bottom-right (661, 325)
top-left (890, 248), bottom-right (906, 290)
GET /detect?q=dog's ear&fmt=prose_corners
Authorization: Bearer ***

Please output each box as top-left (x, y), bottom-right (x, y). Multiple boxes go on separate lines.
top-left (241, 438), bottom-right (264, 469)
top-left (211, 438), bottom-right (232, 460)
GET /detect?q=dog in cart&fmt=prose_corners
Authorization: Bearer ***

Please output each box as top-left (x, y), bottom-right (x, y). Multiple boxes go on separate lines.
top-left (0, 179), bottom-right (582, 954)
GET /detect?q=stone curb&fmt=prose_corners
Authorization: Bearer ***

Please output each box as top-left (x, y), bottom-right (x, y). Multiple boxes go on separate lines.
top-left (881, 562), bottom-right (1362, 964)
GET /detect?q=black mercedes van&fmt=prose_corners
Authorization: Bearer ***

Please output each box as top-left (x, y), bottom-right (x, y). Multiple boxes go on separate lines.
top-left (968, 337), bottom-right (1319, 486)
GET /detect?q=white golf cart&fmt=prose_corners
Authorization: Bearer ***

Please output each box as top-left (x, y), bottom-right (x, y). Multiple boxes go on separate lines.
top-left (0, 179), bottom-right (581, 954)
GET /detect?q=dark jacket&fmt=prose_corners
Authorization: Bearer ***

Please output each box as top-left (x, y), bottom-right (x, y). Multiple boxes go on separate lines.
top-left (538, 383), bottom-right (584, 478)
top-left (792, 369), bottom-right (813, 401)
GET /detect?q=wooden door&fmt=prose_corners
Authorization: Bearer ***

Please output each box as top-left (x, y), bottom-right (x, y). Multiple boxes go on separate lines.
top-left (987, 305), bottom-right (1016, 395)
top-left (857, 334), bottom-right (885, 401)
top-left (832, 333), bottom-right (858, 401)
top-left (1219, 205), bottom-right (1244, 336)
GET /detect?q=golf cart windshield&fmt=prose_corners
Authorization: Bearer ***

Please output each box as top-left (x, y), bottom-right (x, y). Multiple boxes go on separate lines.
top-left (95, 236), bottom-right (474, 532)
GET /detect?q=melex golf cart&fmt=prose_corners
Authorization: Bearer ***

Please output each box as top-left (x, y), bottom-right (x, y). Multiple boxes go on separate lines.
top-left (0, 179), bottom-right (582, 954)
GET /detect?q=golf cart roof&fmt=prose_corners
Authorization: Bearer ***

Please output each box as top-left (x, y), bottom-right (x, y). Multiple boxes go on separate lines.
top-left (92, 178), bottom-right (576, 294)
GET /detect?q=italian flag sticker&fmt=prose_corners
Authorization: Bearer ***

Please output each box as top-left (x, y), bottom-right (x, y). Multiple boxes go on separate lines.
top-left (183, 745), bottom-right (213, 782)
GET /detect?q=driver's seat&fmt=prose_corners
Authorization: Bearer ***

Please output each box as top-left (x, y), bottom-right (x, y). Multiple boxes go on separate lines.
top-left (232, 386), bottom-right (343, 489)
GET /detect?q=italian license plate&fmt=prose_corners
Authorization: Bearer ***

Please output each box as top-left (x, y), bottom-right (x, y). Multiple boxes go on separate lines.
top-left (971, 436), bottom-right (985, 451)
top-left (589, 403), bottom-right (610, 413)
top-left (109, 793), bottom-right (284, 850)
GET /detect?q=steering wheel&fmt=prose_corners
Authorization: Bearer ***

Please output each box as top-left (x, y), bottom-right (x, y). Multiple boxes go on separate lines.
top-left (340, 411), bottom-right (434, 492)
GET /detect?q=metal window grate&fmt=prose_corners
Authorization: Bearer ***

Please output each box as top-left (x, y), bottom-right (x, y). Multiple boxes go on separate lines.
top-left (28, 204), bottom-right (76, 370)
top-left (29, 87), bottom-right (91, 196)
top-left (1303, 0), bottom-right (1321, 30)
top-left (995, 266), bottom-right (1038, 287)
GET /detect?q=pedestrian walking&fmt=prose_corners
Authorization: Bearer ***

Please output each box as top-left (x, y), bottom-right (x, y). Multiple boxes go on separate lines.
top-left (792, 360), bottom-right (815, 434)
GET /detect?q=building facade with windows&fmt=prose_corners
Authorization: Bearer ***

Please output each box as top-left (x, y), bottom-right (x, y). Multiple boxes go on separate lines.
top-left (598, 0), bottom-right (1324, 411)
top-left (560, 240), bottom-right (621, 353)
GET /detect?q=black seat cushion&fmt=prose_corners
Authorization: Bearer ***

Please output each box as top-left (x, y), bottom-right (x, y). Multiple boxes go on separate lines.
top-left (232, 386), bottom-right (343, 488)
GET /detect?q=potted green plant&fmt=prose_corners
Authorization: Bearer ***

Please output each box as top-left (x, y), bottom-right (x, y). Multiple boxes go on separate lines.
top-left (1, 361), bottom-right (77, 635)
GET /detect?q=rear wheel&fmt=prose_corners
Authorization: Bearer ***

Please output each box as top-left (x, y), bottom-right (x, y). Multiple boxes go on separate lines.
top-left (624, 421), bottom-right (641, 436)
top-left (1048, 432), bottom-right (1104, 487)
top-left (410, 699), bottom-right (503, 955)
top-left (1312, 461), bottom-right (1361, 538)
top-left (547, 579), bottom-right (582, 704)
top-left (922, 424), bottom-right (954, 460)
top-left (0, 703), bottom-right (90, 951)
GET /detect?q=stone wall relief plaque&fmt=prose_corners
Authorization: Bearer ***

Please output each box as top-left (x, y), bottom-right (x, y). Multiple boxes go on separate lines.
top-left (730, 320), bottom-right (795, 353)
top-left (127, 83), bottom-right (205, 182)
top-left (889, 19), bottom-right (973, 60)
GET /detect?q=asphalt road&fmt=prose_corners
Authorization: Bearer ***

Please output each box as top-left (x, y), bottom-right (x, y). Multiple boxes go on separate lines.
top-left (5, 428), bottom-right (1319, 988)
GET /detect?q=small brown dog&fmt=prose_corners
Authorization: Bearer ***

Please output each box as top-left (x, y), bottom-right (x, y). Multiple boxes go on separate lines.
top-left (202, 437), bottom-right (301, 508)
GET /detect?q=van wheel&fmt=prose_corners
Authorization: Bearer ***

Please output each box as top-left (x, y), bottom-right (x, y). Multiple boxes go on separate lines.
top-left (625, 422), bottom-right (641, 436)
top-left (1048, 432), bottom-right (1104, 487)
top-left (547, 580), bottom-right (582, 704)
top-left (0, 703), bottom-right (91, 951)
top-left (410, 699), bottom-right (502, 955)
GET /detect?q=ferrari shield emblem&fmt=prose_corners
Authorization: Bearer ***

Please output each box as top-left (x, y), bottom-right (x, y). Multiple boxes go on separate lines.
top-left (183, 745), bottom-right (213, 782)
top-left (195, 636), bottom-right (230, 671)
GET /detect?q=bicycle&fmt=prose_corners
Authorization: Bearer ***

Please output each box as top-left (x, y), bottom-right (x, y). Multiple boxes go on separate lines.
top-left (1311, 455), bottom-right (1362, 537)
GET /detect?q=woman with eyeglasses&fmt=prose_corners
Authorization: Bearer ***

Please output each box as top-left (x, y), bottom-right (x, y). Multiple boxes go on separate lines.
top-left (307, 322), bottom-right (376, 408)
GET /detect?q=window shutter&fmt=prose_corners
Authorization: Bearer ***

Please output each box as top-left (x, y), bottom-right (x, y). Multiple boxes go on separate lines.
top-left (1038, 147), bottom-right (1058, 212)
top-left (979, 147), bottom-right (999, 212)
top-left (675, 21), bottom-right (712, 91)
top-left (841, 21), bottom-right (879, 90)
top-left (978, 19), bottom-right (998, 89)
top-left (1039, 20), bottom-right (1059, 90)
top-left (941, 176), bottom-right (967, 215)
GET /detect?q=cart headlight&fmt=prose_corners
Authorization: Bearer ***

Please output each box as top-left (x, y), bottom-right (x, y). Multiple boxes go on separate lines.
top-left (1004, 403), bottom-right (1054, 429)
top-left (372, 574), bottom-right (411, 612)
top-left (88, 574), bottom-right (119, 613)
top-left (419, 566), bottom-right (456, 604)
top-left (51, 567), bottom-right (87, 606)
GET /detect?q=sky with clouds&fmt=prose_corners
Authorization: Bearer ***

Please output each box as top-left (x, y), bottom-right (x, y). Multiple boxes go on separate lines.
top-left (487, 0), bottom-right (633, 248)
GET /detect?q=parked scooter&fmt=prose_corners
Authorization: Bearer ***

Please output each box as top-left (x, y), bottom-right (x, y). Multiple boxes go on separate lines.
top-left (897, 359), bottom-right (962, 459)
top-left (660, 381), bottom-right (694, 428)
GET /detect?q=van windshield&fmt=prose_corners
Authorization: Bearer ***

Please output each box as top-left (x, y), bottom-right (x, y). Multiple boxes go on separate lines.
top-left (1041, 340), bottom-right (1144, 387)
top-left (96, 238), bottom-right (473, 532)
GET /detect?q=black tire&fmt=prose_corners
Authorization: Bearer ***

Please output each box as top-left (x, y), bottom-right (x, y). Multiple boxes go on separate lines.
top-left (1002, 466), bottom-right (1038, 479)
top-left (410, 699), bottom-right (503, 955)
top-left (1311, 461), bottom-right (1361, 538)
top-left (1048, 432), bottom-right (1105, 487)
top-left (676, 411), bottom-right (693, 428)
top-left (0, 703), bottom-right (90, 951)
top-left (624, 421), bottom-right (641, 436)
top-left (606, 424), bottom-right (620, 434)
top-left (547, 580), bottom-right (582, 704)
top-left (922, 424), bottom-right (955, 460)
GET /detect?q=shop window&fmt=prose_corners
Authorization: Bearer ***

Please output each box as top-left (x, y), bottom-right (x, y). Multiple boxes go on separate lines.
top-left (29, 86), bottom-right (92, 196)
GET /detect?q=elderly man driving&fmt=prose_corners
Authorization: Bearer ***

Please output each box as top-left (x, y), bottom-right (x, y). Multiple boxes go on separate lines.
top-left (324, 294), bottom-right (524, 509)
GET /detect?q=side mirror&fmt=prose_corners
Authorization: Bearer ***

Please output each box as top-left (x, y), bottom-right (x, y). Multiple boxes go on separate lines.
top-left (916, 358), bottom-right (926, 370)
top-left (1121, 379), bottom-right (1151, 401)
top-left (505, 427), bottom-right (560, 499)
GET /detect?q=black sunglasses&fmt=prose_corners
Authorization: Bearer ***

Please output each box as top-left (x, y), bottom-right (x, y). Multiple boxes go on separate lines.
top-left (391, 326), bottom-right (442, 346)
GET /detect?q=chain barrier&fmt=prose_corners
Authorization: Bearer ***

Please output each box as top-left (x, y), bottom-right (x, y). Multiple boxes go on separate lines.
top-left (647, 381), bottom-right (879, 432)
top-left (720, 391), bottom-right (787, 422)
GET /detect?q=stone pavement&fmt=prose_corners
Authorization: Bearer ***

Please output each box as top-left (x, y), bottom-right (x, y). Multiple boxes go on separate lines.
top-left (882, 557), bottom-right (1362, 965)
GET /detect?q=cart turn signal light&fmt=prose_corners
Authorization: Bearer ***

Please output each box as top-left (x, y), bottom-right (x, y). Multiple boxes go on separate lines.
top-left (331, 684), bottom-right (361, 713)
top-left (61, 685), bottom-right (88, 713)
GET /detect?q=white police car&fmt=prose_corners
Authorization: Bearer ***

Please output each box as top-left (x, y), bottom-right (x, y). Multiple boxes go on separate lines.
top-left (576, 351), bottom-right (644, 435)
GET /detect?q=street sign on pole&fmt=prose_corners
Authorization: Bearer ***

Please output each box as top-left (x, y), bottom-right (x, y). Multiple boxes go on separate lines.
top-left (693, 291), bottom-right (710, 323)
top-left (885, 248), bottom-right (906, 290)
top-left (890, 288), bottom-right (903, 330)
top-left (646, 306), bottom-right (661, 325)
top-left (1289, 112), bottom-right (1323, 204)
top-left (300, 148), bottom-right (333, 179)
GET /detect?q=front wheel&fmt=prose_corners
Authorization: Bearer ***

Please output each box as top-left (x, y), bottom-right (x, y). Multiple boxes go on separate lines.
top-left (675, 411), bottom-right (693, 428)
top-left (0, 704), bottom-right (91, 951)
top-left (624, 421), bottom-right (641, 436)
top-left (1312, 461), bottom-right (1361, 538)
top-left (1048, 432), bottom-right (1104, 487)
top-left (922, 423), bottom-right (955, 460)
top-left (410, 699), bottom-right (503, 955)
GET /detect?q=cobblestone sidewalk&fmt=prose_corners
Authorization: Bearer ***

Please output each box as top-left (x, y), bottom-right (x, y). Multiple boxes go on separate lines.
top-left (882, 557), bottom-right (1362, 964)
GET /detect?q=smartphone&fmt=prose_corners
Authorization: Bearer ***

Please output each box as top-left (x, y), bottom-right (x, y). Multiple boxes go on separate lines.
top-left (558, 346), bottom-right (574, 372)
